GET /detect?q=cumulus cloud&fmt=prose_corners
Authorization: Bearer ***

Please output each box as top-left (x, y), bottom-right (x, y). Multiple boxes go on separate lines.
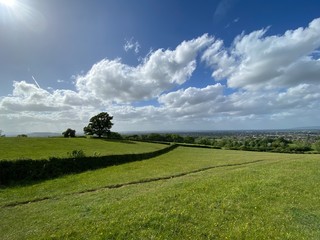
top-left (0, 81), bottom-right (68, 112)
top-left (198, 17), bottom-right (320, 128)
top-left (76, 34), bottom-right (214, 103)
top-left (275, 84), bottom-right (320, 108)
top-left (2, 19), bottom-right (320, 133)
top-left (0, 35), bottom-right (216, 133)
top-left (158, 84), bottom-right (227, 119)
top-left (0, 81), bottom-right (107, 133)
top-left (0, 81), bottom-right (102, 114)
top-left (202, 17), bottom-right (320, 90)
top-left (159, 84), bottom-right (223, 107)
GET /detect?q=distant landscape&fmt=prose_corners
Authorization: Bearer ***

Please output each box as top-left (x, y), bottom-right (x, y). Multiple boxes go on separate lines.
top-left (1, 125), bottom-right (320, 239)
top-left (4, 125), bottom-right (320, 137)
top-left (3, 126), bottom-right (320, 154)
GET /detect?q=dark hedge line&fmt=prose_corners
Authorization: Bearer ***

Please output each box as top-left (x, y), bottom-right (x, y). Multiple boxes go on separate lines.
top-left (226, 146), bottom-right (312, 153)
top-left (0, 144), bottom-right (178, 186)
top-left (175, 143), bottom-right (221, 149)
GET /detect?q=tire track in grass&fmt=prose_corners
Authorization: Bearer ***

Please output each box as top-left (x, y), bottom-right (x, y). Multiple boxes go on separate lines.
top-left (1, 159), bottom-right (264, 208)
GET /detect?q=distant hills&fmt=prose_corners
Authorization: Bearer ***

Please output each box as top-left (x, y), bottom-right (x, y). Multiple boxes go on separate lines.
top-left (27, 132), bottom-right (62, 137)
top-left (5, 132), bottom-right (61, 137)
top-left (4, 126), bottom-right (320, 137)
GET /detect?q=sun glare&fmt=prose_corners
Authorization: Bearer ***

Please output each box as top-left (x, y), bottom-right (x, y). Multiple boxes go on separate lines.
top-left (0, 0), bottom-right (16, 8)
top-left (0, 0), bottom-right (46, 32)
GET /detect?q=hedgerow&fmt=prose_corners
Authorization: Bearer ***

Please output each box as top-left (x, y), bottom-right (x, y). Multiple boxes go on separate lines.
top-left (0, 144), bottom-right (178, 186)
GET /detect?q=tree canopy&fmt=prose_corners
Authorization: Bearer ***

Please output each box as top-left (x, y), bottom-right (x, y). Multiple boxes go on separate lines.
top-left (63, 128), bottom-right (76, 138)
top-left (83, 112), bottom-right (113, 138)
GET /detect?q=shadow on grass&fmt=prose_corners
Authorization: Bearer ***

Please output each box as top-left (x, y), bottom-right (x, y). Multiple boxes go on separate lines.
top-left (87, 137), bottom-right (137, 144)
top-left (0, 144), bottom-right (178, 188)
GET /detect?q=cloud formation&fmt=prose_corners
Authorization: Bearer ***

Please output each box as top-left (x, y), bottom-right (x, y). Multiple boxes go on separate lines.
top-left (0, 81), bottom-right (70, 112)
top-left (124, 38), bottom-right (140, 54)
top-left (202, 18), bottom-right (320, 90)
top-left (76, 34), bottom-right (214, 103)
top-left (1, 18), bottom-right (320, 133)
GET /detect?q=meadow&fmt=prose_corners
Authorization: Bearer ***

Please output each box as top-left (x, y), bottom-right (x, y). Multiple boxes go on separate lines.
top-left (1, 138), bottom-right (320, 239)
top-left (0, 137), bottom-right (166, 160)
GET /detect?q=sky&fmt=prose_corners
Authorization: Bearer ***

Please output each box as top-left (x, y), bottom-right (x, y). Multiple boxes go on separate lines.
top-left (0, 0), bottom-right (320, 134)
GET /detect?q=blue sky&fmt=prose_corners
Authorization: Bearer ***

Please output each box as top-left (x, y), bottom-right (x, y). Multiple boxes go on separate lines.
top-left (0, 0), bottom-right (320, 133)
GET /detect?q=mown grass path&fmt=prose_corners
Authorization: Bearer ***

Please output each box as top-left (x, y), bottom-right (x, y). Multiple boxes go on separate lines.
top-left (0, 147), bottom-right (281, 207)
top-left (1, 159), bottom-right (264, 208)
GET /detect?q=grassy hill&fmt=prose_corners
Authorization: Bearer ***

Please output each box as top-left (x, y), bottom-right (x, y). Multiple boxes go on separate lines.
top-left (1, 143), bottom-right (320, 239)
top-left (0, 137), bottom-right (167, 160)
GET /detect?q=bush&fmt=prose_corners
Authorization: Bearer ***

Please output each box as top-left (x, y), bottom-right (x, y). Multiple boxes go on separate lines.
top-left (67, 150), bottom-right (85, 158)
top-left (108, 132), bottom-right (123, 140)
top-left (17, 134), bottom-right (28, 138)
top-left (314, 141), bottom-right (320, 152)
top-left (289, 146), bottom-right (312, 153)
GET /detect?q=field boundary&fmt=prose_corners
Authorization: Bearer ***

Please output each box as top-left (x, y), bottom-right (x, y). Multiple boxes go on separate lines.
top-left (0, 144), bottom-right (178, 186)
top-left (1, 159), bottom-right (264, 208)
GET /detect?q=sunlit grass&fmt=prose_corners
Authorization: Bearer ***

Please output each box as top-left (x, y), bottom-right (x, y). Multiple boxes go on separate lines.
top-left (1, 147), bottom-right (320, 239)
top-left (0, 137), bottom-right (166, 160)
top-left (0, 147), bottom-right (286, 206)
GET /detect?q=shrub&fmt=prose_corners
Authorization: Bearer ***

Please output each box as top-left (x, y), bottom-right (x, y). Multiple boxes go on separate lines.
top-left (108, 132), bottom-right (123, 139)
top-left (314, 141), bottom-right (320, 152)
top-left (68, 150), bottom-right (86, 158)
top-left (17, 134), bottom-right (28, 138)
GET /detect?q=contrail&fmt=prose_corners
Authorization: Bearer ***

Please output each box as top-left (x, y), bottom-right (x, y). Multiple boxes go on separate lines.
top-left (32, 75), bottom-right (41, 89)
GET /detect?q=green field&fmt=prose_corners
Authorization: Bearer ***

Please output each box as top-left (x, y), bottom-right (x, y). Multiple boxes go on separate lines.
top-left (1, 141), bottom-right (320, 239)
top-left (0, 137), bottom-right (166, 160)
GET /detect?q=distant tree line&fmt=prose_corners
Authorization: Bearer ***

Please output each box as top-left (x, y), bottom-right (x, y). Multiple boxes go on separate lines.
top-left (210, 136), bottom-right (313, 153)
top-left (17, 134), bottom-right (28, 138)
top-left (124, 133), bottom-right (196, 144)
top-left (124, 133), bottom-right (320, 153)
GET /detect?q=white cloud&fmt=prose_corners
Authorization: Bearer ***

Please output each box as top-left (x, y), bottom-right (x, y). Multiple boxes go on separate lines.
top-left (76, 34), bottom-right (214, 103)
top-left (0, 81), bottom-right (105, 133)
top-left (1, 81), bottom-right (68, 112)
top-left (0, 35), bottom-right (215, 133)
top-left (124, 38), bottom-right (140, 54)
top-left (275, 84), bottom-right (320, 108)
top-left (0, 81), bottom-right (103, 114)
top-left (2, 19), bottom-right (320, 133)
top-left (159, 84), bottom-right (223, 107)
top-left (1, 81), bottom-right (320, 132)
top-left (159, 85), bottom-right (227, 120)
top-left (202, 17), bottom-right (320, 90)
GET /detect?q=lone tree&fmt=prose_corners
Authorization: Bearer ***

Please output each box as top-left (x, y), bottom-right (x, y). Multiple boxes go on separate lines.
top-left (63, 128), bottom-right (76, 138)
top-left (83, 112), bottom-right (113, 138)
